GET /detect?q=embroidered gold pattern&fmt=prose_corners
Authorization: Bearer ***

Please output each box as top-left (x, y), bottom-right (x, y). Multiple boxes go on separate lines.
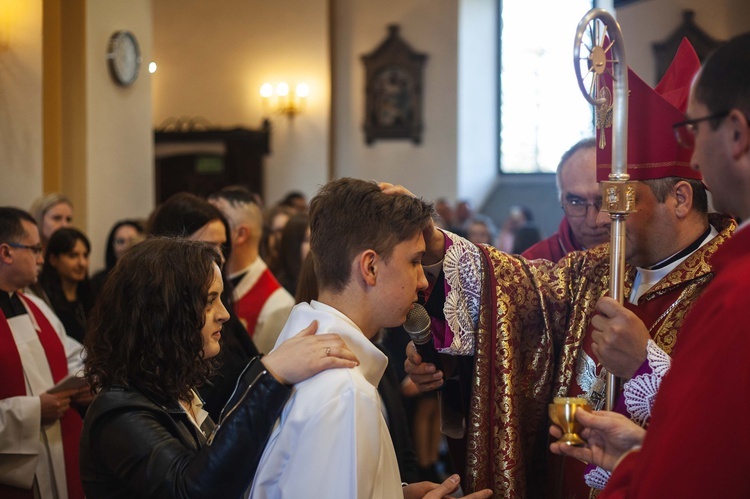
top-left (460, 215), bottom-right (735, 497)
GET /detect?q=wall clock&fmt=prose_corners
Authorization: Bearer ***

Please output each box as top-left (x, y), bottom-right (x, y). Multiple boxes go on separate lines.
top-left (107, 30), bottom-right (141, 86)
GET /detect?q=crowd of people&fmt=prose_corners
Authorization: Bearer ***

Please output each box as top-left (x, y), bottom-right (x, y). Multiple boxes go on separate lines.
top-left (1, 30), bottom-right (748, 499)
top-left (0, 183), bottom-right (487, 498)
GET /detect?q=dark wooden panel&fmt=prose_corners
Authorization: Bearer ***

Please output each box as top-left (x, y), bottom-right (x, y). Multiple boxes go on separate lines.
top-left (154, 125), bottom-right (270, 204)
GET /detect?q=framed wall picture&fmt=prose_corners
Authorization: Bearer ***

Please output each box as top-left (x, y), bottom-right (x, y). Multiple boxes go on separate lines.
top-left (652, 10), bottom-right (722, 82)
top-left (361, 25), bottom-right (428, 145)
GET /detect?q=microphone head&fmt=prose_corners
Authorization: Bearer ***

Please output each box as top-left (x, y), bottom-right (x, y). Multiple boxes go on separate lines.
top-left (404, 303), bottom-right (431, 344)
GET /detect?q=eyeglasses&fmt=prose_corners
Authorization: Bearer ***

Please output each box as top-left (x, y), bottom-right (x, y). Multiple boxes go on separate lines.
top-left (672, 111), bottom-right (730, 149)
top-left (5, 242), bottom-right (44, 255)
top-left (562, 198), bottom-right (602, 218)
top-left (114, 237), bottom-right (137, 246)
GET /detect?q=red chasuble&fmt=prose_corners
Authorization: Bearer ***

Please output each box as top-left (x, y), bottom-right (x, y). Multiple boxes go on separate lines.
top-left (437, 215), bottom-right (733, 498)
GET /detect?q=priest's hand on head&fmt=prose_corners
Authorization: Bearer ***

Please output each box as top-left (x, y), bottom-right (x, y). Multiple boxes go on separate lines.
top-left (590, 297), bottom-right (650, 379)
top-left (379, 182), bottom-right (445, 266)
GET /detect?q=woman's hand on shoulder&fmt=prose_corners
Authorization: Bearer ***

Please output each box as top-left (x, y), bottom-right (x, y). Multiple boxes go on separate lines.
top-left (261, 321), bottom-right (359, 385)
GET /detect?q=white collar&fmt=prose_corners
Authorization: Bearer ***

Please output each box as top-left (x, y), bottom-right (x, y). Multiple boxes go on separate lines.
top-left (630, 224), bottom-right (719, 303)
top-left (182, 389), bottom-right (209, 435)
top-left (276, 301), bottom-right (388, 388)
top-left (228, 257), bottom-right (267, 281)
top-left (229, 258), bottom-right (271, 299)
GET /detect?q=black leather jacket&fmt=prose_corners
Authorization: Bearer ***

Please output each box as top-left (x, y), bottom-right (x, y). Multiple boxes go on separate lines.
top-left (80, 357), bottom-right (291, 499)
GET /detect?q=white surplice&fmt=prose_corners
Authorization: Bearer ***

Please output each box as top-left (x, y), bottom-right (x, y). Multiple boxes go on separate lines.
top-left (248, 301), bottom-right (403, 499)
top-left (0, 293), bottom-right (85, 499)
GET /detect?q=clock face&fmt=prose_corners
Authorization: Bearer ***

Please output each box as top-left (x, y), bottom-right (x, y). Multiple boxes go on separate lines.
top-left (107, 31), bottom-right (141, 86)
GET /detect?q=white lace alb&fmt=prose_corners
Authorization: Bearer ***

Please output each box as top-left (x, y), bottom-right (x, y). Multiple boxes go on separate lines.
top-left (623, 339), bottom-right (671, 426)
top-left (441, 233), bottom-right (483, 355)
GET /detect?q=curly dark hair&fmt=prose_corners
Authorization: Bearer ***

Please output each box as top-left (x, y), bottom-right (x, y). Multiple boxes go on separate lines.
top-left (84, 237), bottom-right (223, 404)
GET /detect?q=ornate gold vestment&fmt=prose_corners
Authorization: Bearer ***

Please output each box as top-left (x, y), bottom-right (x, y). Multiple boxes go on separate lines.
top-left (451, 215), bottom-right (735, 498)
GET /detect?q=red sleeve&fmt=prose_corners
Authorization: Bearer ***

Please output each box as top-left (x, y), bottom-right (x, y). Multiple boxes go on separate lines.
top-left (521, 235), bottom-right (563, 262)
top-left (600, 254), bottom-right (750, 497)
top-left (598, 451), bottom-right (639, 499)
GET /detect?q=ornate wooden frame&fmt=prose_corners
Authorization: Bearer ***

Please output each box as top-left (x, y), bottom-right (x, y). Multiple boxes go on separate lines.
top-left (653, 10), bottom-right (722, 82)
top-left (361, 25), bottom-right (428, 145)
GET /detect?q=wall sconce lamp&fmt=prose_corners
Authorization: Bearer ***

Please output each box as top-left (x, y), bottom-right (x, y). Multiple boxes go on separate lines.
top-left (260, 82), bottom-right (309, 118)
top-left (0, 1), bottom-right (20, 51)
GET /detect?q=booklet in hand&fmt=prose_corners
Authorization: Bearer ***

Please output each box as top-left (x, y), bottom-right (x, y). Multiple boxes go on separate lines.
top-left (48, 374), bottom-right (88, 394)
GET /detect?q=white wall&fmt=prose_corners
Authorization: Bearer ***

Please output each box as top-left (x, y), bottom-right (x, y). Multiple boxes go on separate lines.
top-left (85, 0), bottom-right (154, 271)
top-left (5, 0), bottom-right (747, 268)
top-left (617, 0), bottom-right (750, 86)
top-left (332, 0), bottom-right (460, 203)
top-left (0, 1), bottom-right (153, 272)
top-left (0, 0), bottom-right (43, 208)
top-left (457, 0), bottom-right (497, 206)
top-left (151, 0), bottom-right (330, 206)
top-left (152, 0), bottom-right (464, 204)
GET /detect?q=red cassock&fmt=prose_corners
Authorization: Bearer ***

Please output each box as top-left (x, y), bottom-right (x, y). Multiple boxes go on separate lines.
top-left (601, 225), bottom-right (750, 497)
top-left (522, 217), bottom-right (585, 263)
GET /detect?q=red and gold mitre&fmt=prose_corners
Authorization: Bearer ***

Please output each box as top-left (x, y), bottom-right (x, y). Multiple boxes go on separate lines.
top-left (596, 38), bottom-right (702, 182)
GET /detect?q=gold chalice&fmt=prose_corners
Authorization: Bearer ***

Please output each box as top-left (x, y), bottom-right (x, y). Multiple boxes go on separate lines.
top-left (549, 397), bottom-right (591, 447)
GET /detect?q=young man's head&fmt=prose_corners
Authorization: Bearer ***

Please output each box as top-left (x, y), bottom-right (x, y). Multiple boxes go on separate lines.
top-left (309, 178), bottom-right (433, 330)
top-left (689, 32), bottom-right (750, 219)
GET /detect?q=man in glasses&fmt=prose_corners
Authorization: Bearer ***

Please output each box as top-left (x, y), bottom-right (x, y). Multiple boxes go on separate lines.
top-left (0, 207), bottom-right (87, 498)
top-left (523, 137), bottom-right (609, 262)
top-left (404, 39), bottom-right (736, 498)
top-left (551, 31), bottom-right (750, 498)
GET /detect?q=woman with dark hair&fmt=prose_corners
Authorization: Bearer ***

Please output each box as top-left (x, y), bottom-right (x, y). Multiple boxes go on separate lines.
top-left (80, 238), bottom-right (357, 498)
top-left (90, 219), bottom-right (145, 294)
top-left (147, 192), bottom-right (257, 418)
top-left (148, 193), bottom-right (233, 259)
top-left (259, 204), bottom-right (294, 269)
top-left (294, 252), bottom-right (318, 304)
top-left (40, 227), bottom-right (95, 343)
top-left (271, 213), bottom-right (310, 295)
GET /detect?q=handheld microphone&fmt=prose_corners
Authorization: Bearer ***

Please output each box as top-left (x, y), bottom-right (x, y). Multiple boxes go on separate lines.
top-left (404, 303), bottom-right (443, 376)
